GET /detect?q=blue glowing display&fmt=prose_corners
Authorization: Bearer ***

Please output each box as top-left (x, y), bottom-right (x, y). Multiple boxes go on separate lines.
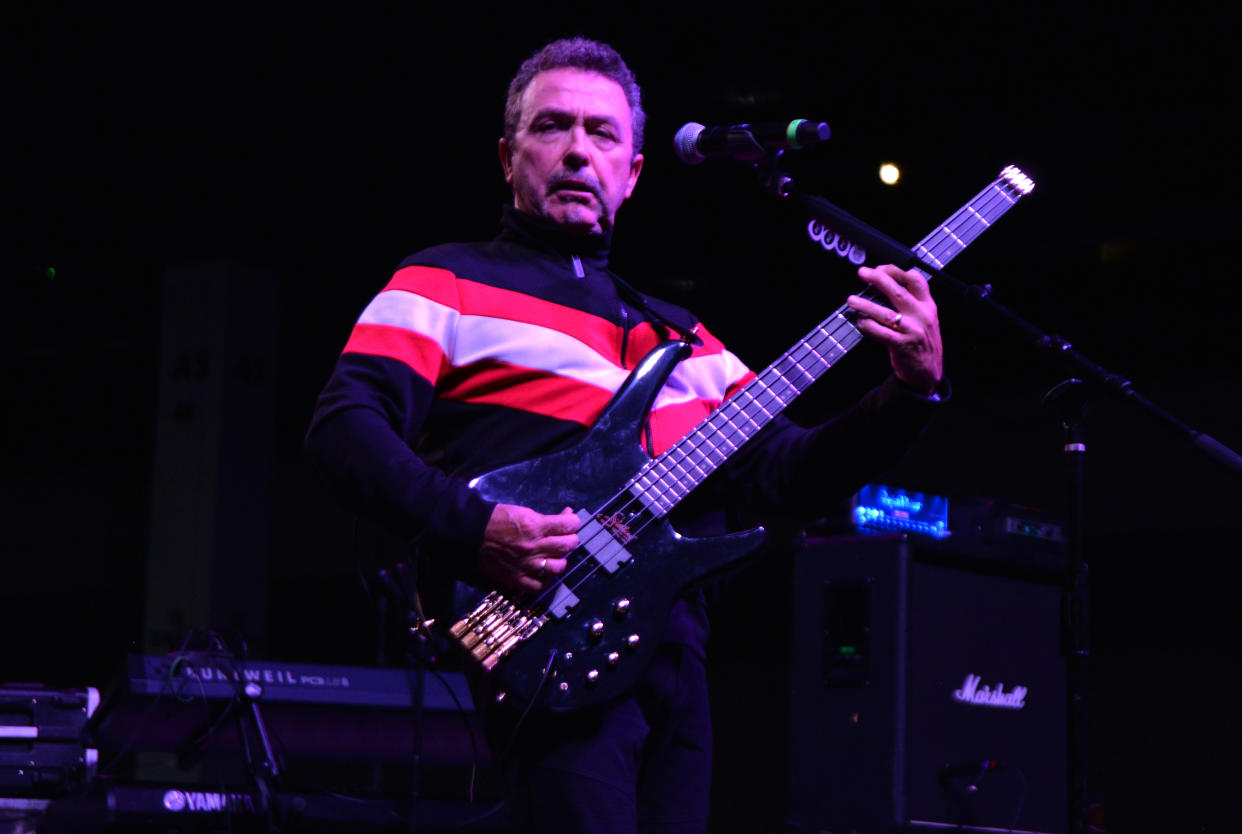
top-left (852, 484), bottom-right (950, 538)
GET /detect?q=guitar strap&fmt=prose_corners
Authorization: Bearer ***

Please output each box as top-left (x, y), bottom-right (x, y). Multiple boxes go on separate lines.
top-left (609, 273), bottom-right (703, 347)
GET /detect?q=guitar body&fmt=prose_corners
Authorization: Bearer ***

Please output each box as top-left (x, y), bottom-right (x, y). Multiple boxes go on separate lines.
top-left (461, 341), bottom-right (764, 711)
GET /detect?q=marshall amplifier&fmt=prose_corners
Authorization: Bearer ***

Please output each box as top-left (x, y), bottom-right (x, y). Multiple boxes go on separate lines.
top-left (786, 533), bottom-right (1067, 834)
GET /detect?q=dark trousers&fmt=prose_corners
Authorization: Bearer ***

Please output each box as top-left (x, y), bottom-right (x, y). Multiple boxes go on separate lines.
top-left (482, 644), bottom-right (713, 834)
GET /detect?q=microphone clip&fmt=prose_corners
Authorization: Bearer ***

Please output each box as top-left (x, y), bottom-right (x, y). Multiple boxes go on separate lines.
top-left (674, 119), bottom-right (830, 166)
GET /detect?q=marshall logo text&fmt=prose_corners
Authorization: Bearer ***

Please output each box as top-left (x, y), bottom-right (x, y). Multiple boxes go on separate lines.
top-left (952, 673), bottom-right (1027, 710)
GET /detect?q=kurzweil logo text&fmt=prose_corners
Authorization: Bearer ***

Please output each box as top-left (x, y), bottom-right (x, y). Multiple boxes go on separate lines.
top-left (182, 665), bottom-right (351, 689)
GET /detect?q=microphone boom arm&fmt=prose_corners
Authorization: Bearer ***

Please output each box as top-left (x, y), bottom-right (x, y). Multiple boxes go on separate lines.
top-left (757, 163), bottom-right (1242, 478)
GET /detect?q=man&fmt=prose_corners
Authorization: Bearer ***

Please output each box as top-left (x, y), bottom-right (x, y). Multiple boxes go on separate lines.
top-left (306, 37), bottom-right (944, 834)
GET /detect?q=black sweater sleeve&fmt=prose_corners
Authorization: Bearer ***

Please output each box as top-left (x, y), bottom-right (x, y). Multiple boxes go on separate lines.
top-left (305, 351), bottom-right (496, 571)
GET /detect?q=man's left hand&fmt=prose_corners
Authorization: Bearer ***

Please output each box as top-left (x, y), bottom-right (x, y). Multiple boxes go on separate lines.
top-left (847, 264), bottom-right (943, 397)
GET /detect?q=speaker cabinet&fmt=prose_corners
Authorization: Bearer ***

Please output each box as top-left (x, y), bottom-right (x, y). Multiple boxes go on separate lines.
top-left (787, 534), bottom-right (1067, 834)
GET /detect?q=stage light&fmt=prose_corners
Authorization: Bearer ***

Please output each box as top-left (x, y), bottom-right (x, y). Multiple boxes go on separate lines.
top-left (879, 163), bottom-right (900, 185)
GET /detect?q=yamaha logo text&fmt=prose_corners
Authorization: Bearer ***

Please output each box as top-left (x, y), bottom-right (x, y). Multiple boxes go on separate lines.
top-left (163, 789), bottom-right (259, 814)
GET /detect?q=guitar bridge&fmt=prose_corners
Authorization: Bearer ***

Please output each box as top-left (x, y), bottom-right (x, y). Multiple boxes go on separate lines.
top-left (449, 591), bottom-right (548, 671)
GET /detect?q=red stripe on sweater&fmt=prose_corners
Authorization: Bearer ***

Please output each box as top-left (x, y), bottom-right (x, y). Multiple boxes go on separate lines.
top-left (438, 361), bottom-right (613, 426)
top-left (343, 323), bottom-right (448, 383)
top-left (383, 266), bottom-right (461, 308)
top-left (382, 269), bottom-right (741, 377)
top-left (647, 399), bottom-right (719, 457)
top-left (452, 279), bottom-right (625, 361)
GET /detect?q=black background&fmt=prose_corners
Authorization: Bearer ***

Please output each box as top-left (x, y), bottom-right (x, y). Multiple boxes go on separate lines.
top-left (8, 3), bottom-right (1241, 831)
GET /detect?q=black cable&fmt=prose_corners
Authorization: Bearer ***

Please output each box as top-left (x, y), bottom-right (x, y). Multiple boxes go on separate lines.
top-left (494, 649), bottom-right (556, 771)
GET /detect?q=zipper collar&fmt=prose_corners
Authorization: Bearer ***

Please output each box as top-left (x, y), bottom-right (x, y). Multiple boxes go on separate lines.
top-left (497, 205), bottom-right (612, 274)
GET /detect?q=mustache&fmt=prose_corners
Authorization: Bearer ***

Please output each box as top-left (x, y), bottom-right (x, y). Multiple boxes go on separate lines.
top-left (547, 171), bottom-right (604, 202)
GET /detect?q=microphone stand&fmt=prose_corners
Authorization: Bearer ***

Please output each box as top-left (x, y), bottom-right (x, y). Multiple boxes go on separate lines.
top-left (1044, 378), bottom-right (1091, 834)
top-left (236, 684), bottom-right (282, 831)
top-left (749, 154), bottom-right (1242, 834)
top-left (378, 562), bottom-right (430, 834)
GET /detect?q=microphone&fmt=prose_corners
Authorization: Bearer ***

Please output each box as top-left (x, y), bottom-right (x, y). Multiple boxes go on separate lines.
top-left (674, 119), bottom-right (830, 165)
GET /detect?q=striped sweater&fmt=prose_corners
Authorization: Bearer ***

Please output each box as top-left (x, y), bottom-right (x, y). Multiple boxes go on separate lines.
top-left (306, 207), bottom-right (941, 594)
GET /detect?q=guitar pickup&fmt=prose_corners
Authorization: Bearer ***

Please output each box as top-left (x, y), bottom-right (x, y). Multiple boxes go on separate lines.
top-left (576, 510), bottom-right (636, 574)
top-left (546, 581), bottom-right (580, 619)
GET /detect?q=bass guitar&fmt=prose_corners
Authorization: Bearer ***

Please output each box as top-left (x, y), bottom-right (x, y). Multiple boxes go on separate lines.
top-left (450, 166), bottom-right (1035, 711)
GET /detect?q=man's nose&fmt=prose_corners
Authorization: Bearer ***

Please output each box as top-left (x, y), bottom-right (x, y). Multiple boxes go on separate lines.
top-left (563, 126), bottom-right (590, 167)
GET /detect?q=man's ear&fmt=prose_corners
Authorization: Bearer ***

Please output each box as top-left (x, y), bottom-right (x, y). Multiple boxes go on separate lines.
top-left (498, 137), bottom-right (514, 184)
top-left (625, 152), bottom-right (644, 199)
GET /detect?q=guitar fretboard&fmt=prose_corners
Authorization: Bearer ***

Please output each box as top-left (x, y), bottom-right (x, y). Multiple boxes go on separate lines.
top-left (628, 166), bottom-right (1034, 515)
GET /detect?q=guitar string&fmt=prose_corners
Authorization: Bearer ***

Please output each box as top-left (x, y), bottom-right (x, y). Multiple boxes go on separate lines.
top-left (621, 178), bottom-right (1020, 511)
top-left (508, 177), bottom-right (1019, 622)
top-left (509, 310), bottom-right (861, 614)
top-left (641, 174), bottom-right (1025, 496)
top-left (470, 177), bottom-right (1021, 664)
top-left (468, 177), bottom-right (1024, 658)
top-left (470, 177), bottom-right (1020, 651)
top-left (461, 308), bottom-right (862, 655)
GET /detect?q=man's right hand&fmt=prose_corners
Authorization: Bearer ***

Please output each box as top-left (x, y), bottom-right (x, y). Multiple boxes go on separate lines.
top-left (478, 504), bottom-right (579, 594)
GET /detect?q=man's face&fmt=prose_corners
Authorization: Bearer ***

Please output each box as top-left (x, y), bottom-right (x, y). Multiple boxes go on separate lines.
top-left (500, 68), bottom-right (644, 235)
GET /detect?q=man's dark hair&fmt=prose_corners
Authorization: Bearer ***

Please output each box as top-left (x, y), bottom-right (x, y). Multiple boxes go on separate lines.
top-left (504, 37), bottom-right (646, 154)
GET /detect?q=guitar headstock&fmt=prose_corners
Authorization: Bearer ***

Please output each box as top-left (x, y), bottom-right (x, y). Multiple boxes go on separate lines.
top-left (1000, 165), bottom-right (1035, 196)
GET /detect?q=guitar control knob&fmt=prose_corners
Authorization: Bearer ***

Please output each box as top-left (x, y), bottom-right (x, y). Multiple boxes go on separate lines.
top-left (626, 633), bottom-right (640, 650)
top-left (588, 619), bottom-right (605, 640)
top-left (585, 669), bottom-right (600, 685)
top-left (607, 651), bottom-right (621, 665)
top-left (613, 598), bottom-right (631, 617)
